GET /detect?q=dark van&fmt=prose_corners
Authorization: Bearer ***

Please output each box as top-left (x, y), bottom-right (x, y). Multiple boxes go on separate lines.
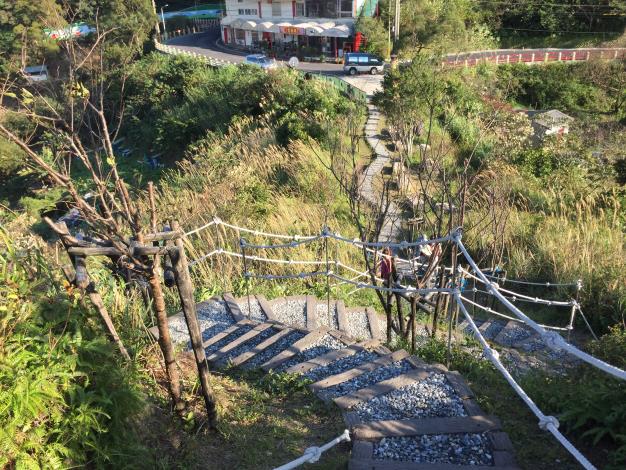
top-left (343, 53), bottom-right (384, 75)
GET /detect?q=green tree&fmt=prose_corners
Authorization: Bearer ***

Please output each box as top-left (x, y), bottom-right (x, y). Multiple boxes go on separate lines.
top-left (356, 16), bottom-right (390, 59)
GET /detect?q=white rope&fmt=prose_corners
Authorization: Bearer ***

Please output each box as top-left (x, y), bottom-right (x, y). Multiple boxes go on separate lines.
top-left (329, 273), bottom-right (453, 295)
top-left (455, 233), bottom-right (626, 381)
top-left (185, 220), bottom-right (218, 237)
top-left (240, 234), bottom-right (325, 250)
top-left (328, 231), bottom-right (453, 249)
top-left (470, 287), bottom-right (575, 309)
top-left (483, 272), bottom-right (579, 288)
top-left (218, 218), bottom-right (318, 240)
top-left (273, 429), bottom-right (350, 470)
top-left (244, 271), bottom-right (328, 281)
top-left (459, 295), bottom-right (571, 332)
top-left (461, 268), bottom-right (576, 307)
top-left (454, 294), bottom-right (596, 470)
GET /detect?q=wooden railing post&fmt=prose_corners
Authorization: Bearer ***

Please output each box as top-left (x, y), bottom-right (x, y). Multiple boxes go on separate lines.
top-left (169, 221), bottom-right (218, 428)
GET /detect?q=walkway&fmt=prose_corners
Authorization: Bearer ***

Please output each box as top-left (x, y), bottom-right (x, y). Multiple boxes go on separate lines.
top-left (156, 293), bottom-right (519, 469)
top-left (361, 103), bottom-right (402, 242)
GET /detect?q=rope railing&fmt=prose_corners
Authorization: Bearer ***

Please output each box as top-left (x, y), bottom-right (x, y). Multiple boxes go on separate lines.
top-left (461, 268), bottom-right (577, 307)
top-left (272, 429), bottom-right (350, 470)
top-left (482, 271), bottom-right (580, 288)
top-left (459, 294), bottom-right (572, 332)
top-left (454, 232), bottom-right (626, 381)
top-left (454, 293), bottom-right (596, 470)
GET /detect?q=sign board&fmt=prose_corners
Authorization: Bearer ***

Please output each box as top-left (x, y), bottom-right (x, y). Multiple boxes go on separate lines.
top-left (280, 26), bottom-right (304, 35)
top-left (44, 22), bottom-right (95, 41)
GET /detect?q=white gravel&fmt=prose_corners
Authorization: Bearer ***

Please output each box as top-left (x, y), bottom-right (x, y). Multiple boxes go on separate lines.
top-left (319, 359), bottom-right (413, 400)
top-left (244, 330), bottom-right (307, 369)
top-left (374, 433), bottom-right (493, 465)
top-left (496, 324), bottom-right (533, 346)
top-left (276, 334), bottom-right (346, 372)
top-left (168, 299), bottom-right (235, 346)
top-left (482, 320), bottom-right (506, 340)
top-left (305, 350), bottom-right (380, 382)
top-left (345, 310), bottom-right (371, 340)
top-left (351, 373), bottom-right (467, 422)
top-left (316, 303), bottom-right (339, 330)
top-left (272, 299), bottom-right (307, 328)
top-left (238, 297), bottom-right (266, 322)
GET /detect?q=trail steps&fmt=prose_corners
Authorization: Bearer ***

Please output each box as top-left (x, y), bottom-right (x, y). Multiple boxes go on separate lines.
top-left (153, 294), bottom-right (519, 469)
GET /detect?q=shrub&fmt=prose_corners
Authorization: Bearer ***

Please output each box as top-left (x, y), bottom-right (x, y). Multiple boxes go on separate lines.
top-left (0, 228), bottom-right (146, 468)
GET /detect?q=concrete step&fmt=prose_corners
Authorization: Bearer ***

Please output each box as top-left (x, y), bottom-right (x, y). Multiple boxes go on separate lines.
top-left (206, 322), bottom-right (274, 363)
top-left (310, 349), bottom-right (413, 395)
top-left (285, 339), bottom-right (381, 375)
top-left (493, 320), bottom-right (534, 347)
top-left (479, 319), bottom-right (507, 341)
top-left (226, 325), bottom-right (294, 368)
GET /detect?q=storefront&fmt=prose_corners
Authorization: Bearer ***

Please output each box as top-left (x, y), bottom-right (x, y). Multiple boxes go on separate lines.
top-left (221, 18), bottom-right (353, 58)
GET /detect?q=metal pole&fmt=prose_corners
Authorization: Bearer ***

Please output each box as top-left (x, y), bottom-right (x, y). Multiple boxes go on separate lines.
top-left (324, 228), bottom-right (331, 315)
top-left (567, 279), bottom-right (582, 341)
top-left (240, 238), bottom-right (252, 317)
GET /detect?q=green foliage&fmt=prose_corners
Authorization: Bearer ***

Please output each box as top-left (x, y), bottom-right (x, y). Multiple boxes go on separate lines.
top-left (122, 54), bottom-right (355, 156)
top-left (257, 371), bottom-right (312, 397)
top-left (0, 228), bottom-right (146, 468)
top-left (356, 16), bottom-right (389, 59)
top-left (523, 327), bottom-right (626, 468)
top-left (496, 63), bottom-right (613, 113)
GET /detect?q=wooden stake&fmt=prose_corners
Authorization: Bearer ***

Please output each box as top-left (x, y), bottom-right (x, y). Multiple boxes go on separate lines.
top-left (169, 220), bottom-right (218, 428)
top-left (140, 185), bottom-right (185, 414)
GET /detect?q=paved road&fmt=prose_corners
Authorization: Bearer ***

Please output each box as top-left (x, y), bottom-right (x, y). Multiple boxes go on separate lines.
top-left (167, 30), bottom-right (344, 73)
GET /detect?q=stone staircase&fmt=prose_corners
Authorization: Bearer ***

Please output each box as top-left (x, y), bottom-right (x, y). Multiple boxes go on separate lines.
top-left (154, 294), bottom-right (519, 469)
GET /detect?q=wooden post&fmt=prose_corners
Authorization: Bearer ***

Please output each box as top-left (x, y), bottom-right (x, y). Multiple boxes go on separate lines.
top-left (410, 296), bottom-right (417, 353)
top-left (146, 184), bottom-right (185, 413)
top-left (396, 292), bottom-right (405, 337)
top-left (169, 221), bottom-right (218, 428)
top-left (46, 218), bottom-right (130, 361)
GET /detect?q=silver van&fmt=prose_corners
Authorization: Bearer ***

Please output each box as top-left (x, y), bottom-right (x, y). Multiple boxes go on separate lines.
top-left (343, 53), bottom-right (384, 75)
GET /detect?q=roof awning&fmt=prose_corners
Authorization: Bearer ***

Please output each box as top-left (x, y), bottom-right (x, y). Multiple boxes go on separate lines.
top-left (221, 17), bottom-right (353, 37)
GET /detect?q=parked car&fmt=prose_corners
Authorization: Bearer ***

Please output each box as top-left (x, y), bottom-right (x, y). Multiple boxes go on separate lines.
top-left (244, 54), bottom-right (278, 70)
top-left (343, 53), bottom-right (384, 75)
top-left (23, 65), bottom-right (48, 82)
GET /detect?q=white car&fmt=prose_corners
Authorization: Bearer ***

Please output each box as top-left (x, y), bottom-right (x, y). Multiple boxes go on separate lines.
top-left (244, 54), bottom-right (278, 70)
top-left (23, 65), bottom-right (48, 82)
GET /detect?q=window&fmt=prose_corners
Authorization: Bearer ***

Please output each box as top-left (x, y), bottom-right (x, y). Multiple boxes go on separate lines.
top-left (295, 1), bottom-right (305, 17)
top-left (358, 56), bottom-right (368, 63)
top-left (235, 29), bottom-right (246, 40)
top-left (272, 1), bottom-right (281, 16)
top-left (339, 0), bottom-right (352, 17)
top-left (238, 8), bottom-right (258, 14)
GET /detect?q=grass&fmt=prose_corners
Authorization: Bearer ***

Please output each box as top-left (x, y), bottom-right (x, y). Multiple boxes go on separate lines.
top-left (413, 335), bottom-right (612, 469)
top-left (140, 353), bottom-right (349, 469)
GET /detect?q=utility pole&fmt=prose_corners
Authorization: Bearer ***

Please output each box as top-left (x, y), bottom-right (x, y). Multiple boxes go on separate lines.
top-left (387, 0), bottom-right (392, 56)
top-left (394, 0), bottom-right (400, 41)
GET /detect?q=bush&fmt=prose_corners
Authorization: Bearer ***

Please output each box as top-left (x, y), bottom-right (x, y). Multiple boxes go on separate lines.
top-left (523, 328), bottom-right (626, 469)
top-left (0, 228), bottom-right (146, 468)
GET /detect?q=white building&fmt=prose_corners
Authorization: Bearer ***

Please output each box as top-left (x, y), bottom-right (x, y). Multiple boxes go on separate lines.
top-left (220, 0), bottom-right (378, 58)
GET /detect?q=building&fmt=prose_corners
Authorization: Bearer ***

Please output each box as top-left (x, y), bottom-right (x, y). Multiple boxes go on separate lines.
top-left (220, 0), bottom-right (378, 58)
top-left (527, 109), bottom-right (574, 142)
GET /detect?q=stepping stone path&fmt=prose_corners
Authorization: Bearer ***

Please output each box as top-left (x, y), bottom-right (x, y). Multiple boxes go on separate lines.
top-left (152, 293), bottom-right (519, 469)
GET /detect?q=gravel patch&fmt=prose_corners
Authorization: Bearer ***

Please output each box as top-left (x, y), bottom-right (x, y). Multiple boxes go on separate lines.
top-left (316, 303), bottom-right (339, 330)
top-left (482, 320), bottom-right (506, 340)
top-left (345, 310), bottom-right (371, 339)
top-left (205, 325), bottom-right (253, 356)
top-left (244, 330), bottom-right (307, 369)
top-left (319, 359), bottom-right (413, 400)
top-left (304, 350), bottom-right (380, 382)
top-left (218, 327), bottom-right (278, 364)
top-left (238, 297), bottom-right (266, 322)
top-left (169, 300), bottom-right (235, 346)
top-left (276, 334), bottom-right (346, 372)
top-left (272, 299), bottom-right (307, 328)
top-left (463, 318), bottom-right (484, 336)
top-left (518, 335), bottom-right (547, 353)
top-left (496, 324), bottom-right (533, 346)
top-left (373, 433), bottom-right (493, 466)
top-left (351, 373), bottom-right (466, 422)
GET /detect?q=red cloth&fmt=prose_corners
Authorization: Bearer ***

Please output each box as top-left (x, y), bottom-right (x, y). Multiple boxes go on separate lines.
top-left (380, 256), bottom-right (393, 280)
